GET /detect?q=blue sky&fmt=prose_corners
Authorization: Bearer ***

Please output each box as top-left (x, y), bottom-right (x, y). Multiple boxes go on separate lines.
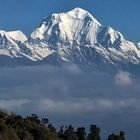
top-left (0, 0), bottom-right (140, 42)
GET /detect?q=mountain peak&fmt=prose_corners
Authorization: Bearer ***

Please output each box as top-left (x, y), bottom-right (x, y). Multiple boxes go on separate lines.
top-left (31, 7), bottom-right (102, 43)
top-left (67, 7), bottom-right (101, 25)
top-left (0, 8), bottom-right (140, 69)
top-left (68, 7), bottom-right (88, 14)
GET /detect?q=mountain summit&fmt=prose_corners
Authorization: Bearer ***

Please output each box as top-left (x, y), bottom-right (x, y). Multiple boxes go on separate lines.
top-left (0, 8), bottom-right (140, 70)
top-left (31, 7), bottom-right (101, 47)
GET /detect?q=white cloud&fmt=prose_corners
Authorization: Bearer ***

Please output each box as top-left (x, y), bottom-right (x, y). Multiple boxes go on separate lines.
top-left (0, 99), bottom-right (29, 110)
top-left (1, 97), bottom-right (140, 119)
top-left (37, 98), bottom-right (140, 115)
top-left (63, 63), bottom-right (82, 74)
top-left (114, 71), bottom-right (133, 86)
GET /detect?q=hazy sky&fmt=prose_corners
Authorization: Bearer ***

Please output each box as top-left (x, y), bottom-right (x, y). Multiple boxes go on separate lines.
top-left (0, 0), bottom-right (140, 42)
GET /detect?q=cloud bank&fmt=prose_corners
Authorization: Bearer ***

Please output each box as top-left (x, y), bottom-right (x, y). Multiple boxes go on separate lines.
top-left (115, 71), bottom-right (133, 86)
top-left (0, 65), bottom-right (139, 140)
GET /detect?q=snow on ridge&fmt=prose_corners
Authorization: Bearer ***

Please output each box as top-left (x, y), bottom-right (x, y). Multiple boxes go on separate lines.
top-left (0, 7), bottom-right (140, 67)
top-left (67, 7), bottom-right (101, 26)
top-left (7, 30), bottom-right (27, 43)
top-left (31, 7), bottom-right (102, 45)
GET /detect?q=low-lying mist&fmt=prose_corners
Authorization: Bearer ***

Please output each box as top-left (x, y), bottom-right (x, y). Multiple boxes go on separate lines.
top-left (0, 64), bottom-right (140, 140)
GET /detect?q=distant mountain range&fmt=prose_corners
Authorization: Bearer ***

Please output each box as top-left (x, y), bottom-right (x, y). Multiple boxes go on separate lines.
top-left (0, 7), bottom-right (140, 71)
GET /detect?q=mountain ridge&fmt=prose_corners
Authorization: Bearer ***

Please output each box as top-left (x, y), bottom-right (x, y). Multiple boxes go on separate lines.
top-left (0, 7), bottom-right (140, 71)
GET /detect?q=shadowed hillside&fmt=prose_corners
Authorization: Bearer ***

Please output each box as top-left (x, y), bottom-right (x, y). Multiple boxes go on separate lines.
top-left (0, 110), bottom-right (125, 140)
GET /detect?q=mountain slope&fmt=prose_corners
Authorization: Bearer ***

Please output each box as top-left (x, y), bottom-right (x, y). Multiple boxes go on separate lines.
top-left (0, 7), bottom-right (140, 70)
top-left (7, 30), bottom-right (27, 43)
top-left (31, 7), bottom-right (102, 47)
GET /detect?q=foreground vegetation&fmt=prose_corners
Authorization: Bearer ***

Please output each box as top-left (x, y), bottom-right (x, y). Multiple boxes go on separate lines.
top-left (0, 110), bottom-right (125, 140)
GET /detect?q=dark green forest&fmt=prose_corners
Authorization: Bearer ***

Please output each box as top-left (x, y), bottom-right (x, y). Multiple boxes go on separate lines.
top-left (0, 110), bottom-right (125, 140)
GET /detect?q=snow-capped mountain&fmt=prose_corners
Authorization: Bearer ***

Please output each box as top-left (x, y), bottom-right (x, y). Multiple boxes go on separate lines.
top-left (31, 7), bottom-right (101, 47)
top-left (0, 30), bottom-right (36, 64)
top-left (0, 7), bottom-right (140, 70)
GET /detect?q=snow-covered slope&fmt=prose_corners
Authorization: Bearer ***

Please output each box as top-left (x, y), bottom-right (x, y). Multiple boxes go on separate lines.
top-left (0, 7), bottom-right (140, 70)
top-left (7, 30), bottom-right (27, 43)
top-left (31, 7), bottom-right (102, 48)
top-left (0, 30), bottom-right (38, 62)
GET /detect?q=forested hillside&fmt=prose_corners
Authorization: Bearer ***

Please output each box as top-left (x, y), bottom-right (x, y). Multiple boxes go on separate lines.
top-left (0, 110), bottom-right (125, 140)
